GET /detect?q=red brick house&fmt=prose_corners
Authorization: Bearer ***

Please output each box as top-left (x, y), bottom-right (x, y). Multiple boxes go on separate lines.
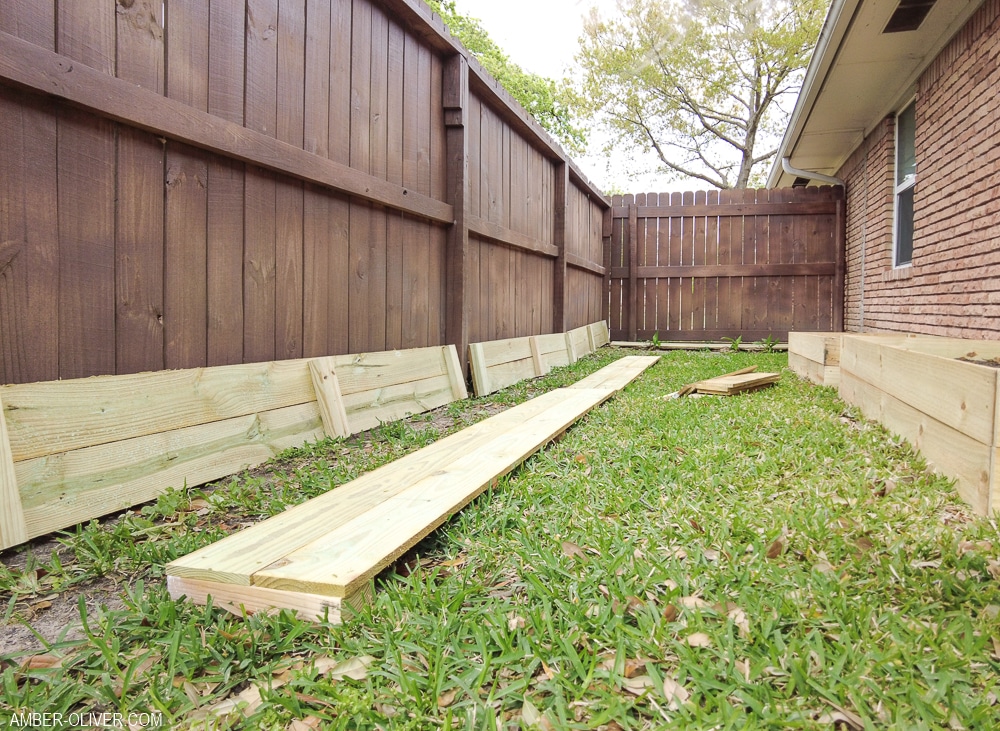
top-left (769, 0), bottom-right (1000, 339)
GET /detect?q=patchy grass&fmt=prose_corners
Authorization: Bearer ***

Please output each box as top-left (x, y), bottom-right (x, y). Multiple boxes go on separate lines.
top-left (2, 349), bottom-right (999, 729)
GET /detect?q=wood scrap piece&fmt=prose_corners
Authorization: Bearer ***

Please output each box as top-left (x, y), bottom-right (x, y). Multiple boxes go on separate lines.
top-left (673, 366), bottom-right (759, 398)
top-left (0, 393), bottom-right (28, 550)
top-left (694, 372), bottom-right (779, 395)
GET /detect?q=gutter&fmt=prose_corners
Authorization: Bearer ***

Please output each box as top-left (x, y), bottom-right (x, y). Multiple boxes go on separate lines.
top-left (766, 0), bottom-right (860, 187)
top-left (781, 157), bottom-right (844, 187)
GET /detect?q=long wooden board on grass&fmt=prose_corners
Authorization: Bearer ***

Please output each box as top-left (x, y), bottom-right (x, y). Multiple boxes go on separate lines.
top-left (167, 355), bottom-right (659, 621)
top-left (0, 345), bottom-right (466, 550)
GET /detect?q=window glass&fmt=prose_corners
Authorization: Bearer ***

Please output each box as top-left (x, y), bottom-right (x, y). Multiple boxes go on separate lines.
top-left (897, 103), bottom-right (916, 185)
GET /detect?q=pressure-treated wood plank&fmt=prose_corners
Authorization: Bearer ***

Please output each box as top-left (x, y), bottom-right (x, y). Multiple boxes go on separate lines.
top-left (442, 345), bottom-right (469, 401)
top-left (17, 402), bottom-right (323, 541)
top-left (167, 387), bottom-right (591, 584)
top-left (534, 333), bottom-right (572, 369)
top-left (694, 372), bottom-right (780, 395)
top-left (251, 387), bottom-right (617, 597)
top-left (568, 326), bottom-right (592, 360)
top-left (788, 332), bottom-right (841, 366)
top-left (309, 358), bottom-right (351, 438)
top-left (0, 360), bottom-right (317, 461)
top-left (339, 375), bottom-right (456, 434)
top-left (468, 343), bottom-right (491, 398)
top-left (788, 352), bottom-right (840, 388)
top-left (529, 337), bottom-right (547, 377)
top-left (568, 356), bottom-right (659, 392)
top-left (167, 575), bottom-right (368, 623)
top-left (0, 393), bottom-right (28, 549)
top-left (840, 371), bottom-right (991, 515)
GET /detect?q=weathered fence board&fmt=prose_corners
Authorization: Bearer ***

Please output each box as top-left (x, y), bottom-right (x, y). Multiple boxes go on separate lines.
top-left (0, 0), bottom-right (608, 386)
top-left (609, 187), bottom-right (844, 342)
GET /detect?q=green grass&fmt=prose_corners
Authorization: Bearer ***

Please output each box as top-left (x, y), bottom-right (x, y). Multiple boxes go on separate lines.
top-left (2, 349), bottom-right (999, 729)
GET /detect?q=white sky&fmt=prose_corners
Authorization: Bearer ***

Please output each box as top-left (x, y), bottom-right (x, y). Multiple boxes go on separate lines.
top-left (447, 0), bottom-right (672, 193)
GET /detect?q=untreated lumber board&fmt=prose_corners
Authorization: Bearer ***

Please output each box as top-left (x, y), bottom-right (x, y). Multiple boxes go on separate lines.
top-left (308, 357), bottom-right (350, 439)
top-left (0, 360), bottom-right (317, 462)
top-left (569, 356), bottom-right (659, 392)
top-left (842, 336), bottom-right (996, 444)
top-left (166, 388), bottom-right (585, 585)
top-left (468, 322), bottom-right (611, 397)
top-left (167, 357), bottom-right (660, 615)
top-left (694, 372), bottom-right (779, 395)
top-left (15, 402), bottom-right (323, 541)
top-left (251, 387), bottom-right (618, 598)
top-left (166, 575), bottom-right (370, 623)
top-left (840, 370), bottom-right (992, 515)
top-left (0, 393), bottom-right (28, 549)
top-left (535, 333), bottom-right (573, 369)
top-left (1, 345), bottom-right (467, 549)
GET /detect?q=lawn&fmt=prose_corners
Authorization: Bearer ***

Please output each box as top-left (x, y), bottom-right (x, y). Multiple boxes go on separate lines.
top-left (2, 349), bottom-right (999, 729)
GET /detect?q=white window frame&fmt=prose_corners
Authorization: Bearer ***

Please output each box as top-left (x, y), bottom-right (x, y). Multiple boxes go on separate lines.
top-left (893, 100), bottom-right (916, 268)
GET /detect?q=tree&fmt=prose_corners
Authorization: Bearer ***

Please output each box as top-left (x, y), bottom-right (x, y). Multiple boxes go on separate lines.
top-left (428, 0), bottom-right (587, 154)
top-left (574, 0), bottom-right (827, 189)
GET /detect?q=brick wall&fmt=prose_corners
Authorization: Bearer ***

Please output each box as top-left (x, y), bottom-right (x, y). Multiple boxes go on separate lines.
top-left (837, 0), bottom-right (1000, 339)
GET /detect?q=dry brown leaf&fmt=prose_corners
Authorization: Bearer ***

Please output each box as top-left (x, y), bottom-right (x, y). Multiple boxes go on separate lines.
top-left (561, 541), bottom-right (588, 561)
top-left (703, 548), bottom-right (720, 562)
top-left (315, 655), bottom-right (375, 681)
top-left (735, 659), bottom-right (751, 682)
top-left (286, 717), bottom-right (323, 731)
top-left (661, 675), bottom-right (690, 710)
top-left (855, 537), bottom-right (875, 553)
top-left (508, 613), bottom-right (526, 631)
top-left (991, 636), bottom-right (1000, 661)
top-left (728, 607), bottom-right (750, 638)
top-left (623, 658), bottom-right (646, 678)
top-left (819, 699), bottom-right (865, 729)
top-left (189, 498), bottom-right (211, 510)
top-left (814, 560), bottom-right (836, 574)
top-left (30, 600), bottom-right (52, 611)
top-left (686, 632), bottom-right (712, 648)
top-left (622, 674), bottom-right (655, 697)
top-left (625, 595), bottom-right (645, 615)
top-left (986, 560), bottom-right (1000, 581)
top-left (20, 654), bottom-right (62, 670)
top-left (766, 539), bottom-right (784, 559)
top-left (663, 604), bottom-right (680, 622)
top-left (437, 688), bottom-right (459, 708)
top-left (690, 519), bottom-right (705, 533)
top-left (678, 596), bottom-right (712, 609)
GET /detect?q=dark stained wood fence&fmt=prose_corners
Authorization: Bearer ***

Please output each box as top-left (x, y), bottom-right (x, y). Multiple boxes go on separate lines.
top-left (0, 0), bottom-right (608, 386)
top-left (608, 187), bottom-right (845, 342)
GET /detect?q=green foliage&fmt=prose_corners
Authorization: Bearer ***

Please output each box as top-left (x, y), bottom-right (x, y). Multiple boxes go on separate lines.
top-left (573, 0), bottom-right (828, 188)
top-left (650, 331), bottom-right (662, 348)
top-left (4, 350), bottom-right (1000, 728)
top-left (428, 0), bottom-right (587, 153)
top-left (755, 334), bottom-right (780, 353)
top-left (723, 334), bottom-right (743, 352)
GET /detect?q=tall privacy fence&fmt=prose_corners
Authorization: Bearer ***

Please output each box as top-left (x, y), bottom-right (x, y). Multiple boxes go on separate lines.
top-left (608, 187), bottom-right (845, 343)
top-left (0, 0), bottom-right (607, 385)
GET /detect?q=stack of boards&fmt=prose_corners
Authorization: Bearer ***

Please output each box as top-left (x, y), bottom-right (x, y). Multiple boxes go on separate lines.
top-left (671, 366), bottom-right (780, 398)
top-left (167, 356), bottom-right (659, 623)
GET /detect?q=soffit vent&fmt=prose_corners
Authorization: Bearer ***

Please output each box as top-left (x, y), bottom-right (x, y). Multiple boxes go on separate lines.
top-left (883, 0), bottom-right (938, 33)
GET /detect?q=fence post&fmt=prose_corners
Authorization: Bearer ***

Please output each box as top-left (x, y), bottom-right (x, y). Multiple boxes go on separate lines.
top-left (601, 206), bottom-right (612, 328)
top-left (627, 201), bottom-right (638, 342)
top-left (443, 54), bottom-right (469, 371)
top-left (552, 162), bottom-right (568, 333)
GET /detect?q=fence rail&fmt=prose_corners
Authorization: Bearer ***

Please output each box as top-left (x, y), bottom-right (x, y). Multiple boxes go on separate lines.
top-left (0, 0), bottom-right (608, 386)
top-left (608, 188), bottom-right (845, 343)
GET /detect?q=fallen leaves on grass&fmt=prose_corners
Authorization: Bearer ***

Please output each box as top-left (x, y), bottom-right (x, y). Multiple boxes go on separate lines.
top-left (661, 675), bottom-right (690, 710)
top-left (312, 655), bottom-right (375, 681)
top-left (686, 632), bottom-right (712, 648)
